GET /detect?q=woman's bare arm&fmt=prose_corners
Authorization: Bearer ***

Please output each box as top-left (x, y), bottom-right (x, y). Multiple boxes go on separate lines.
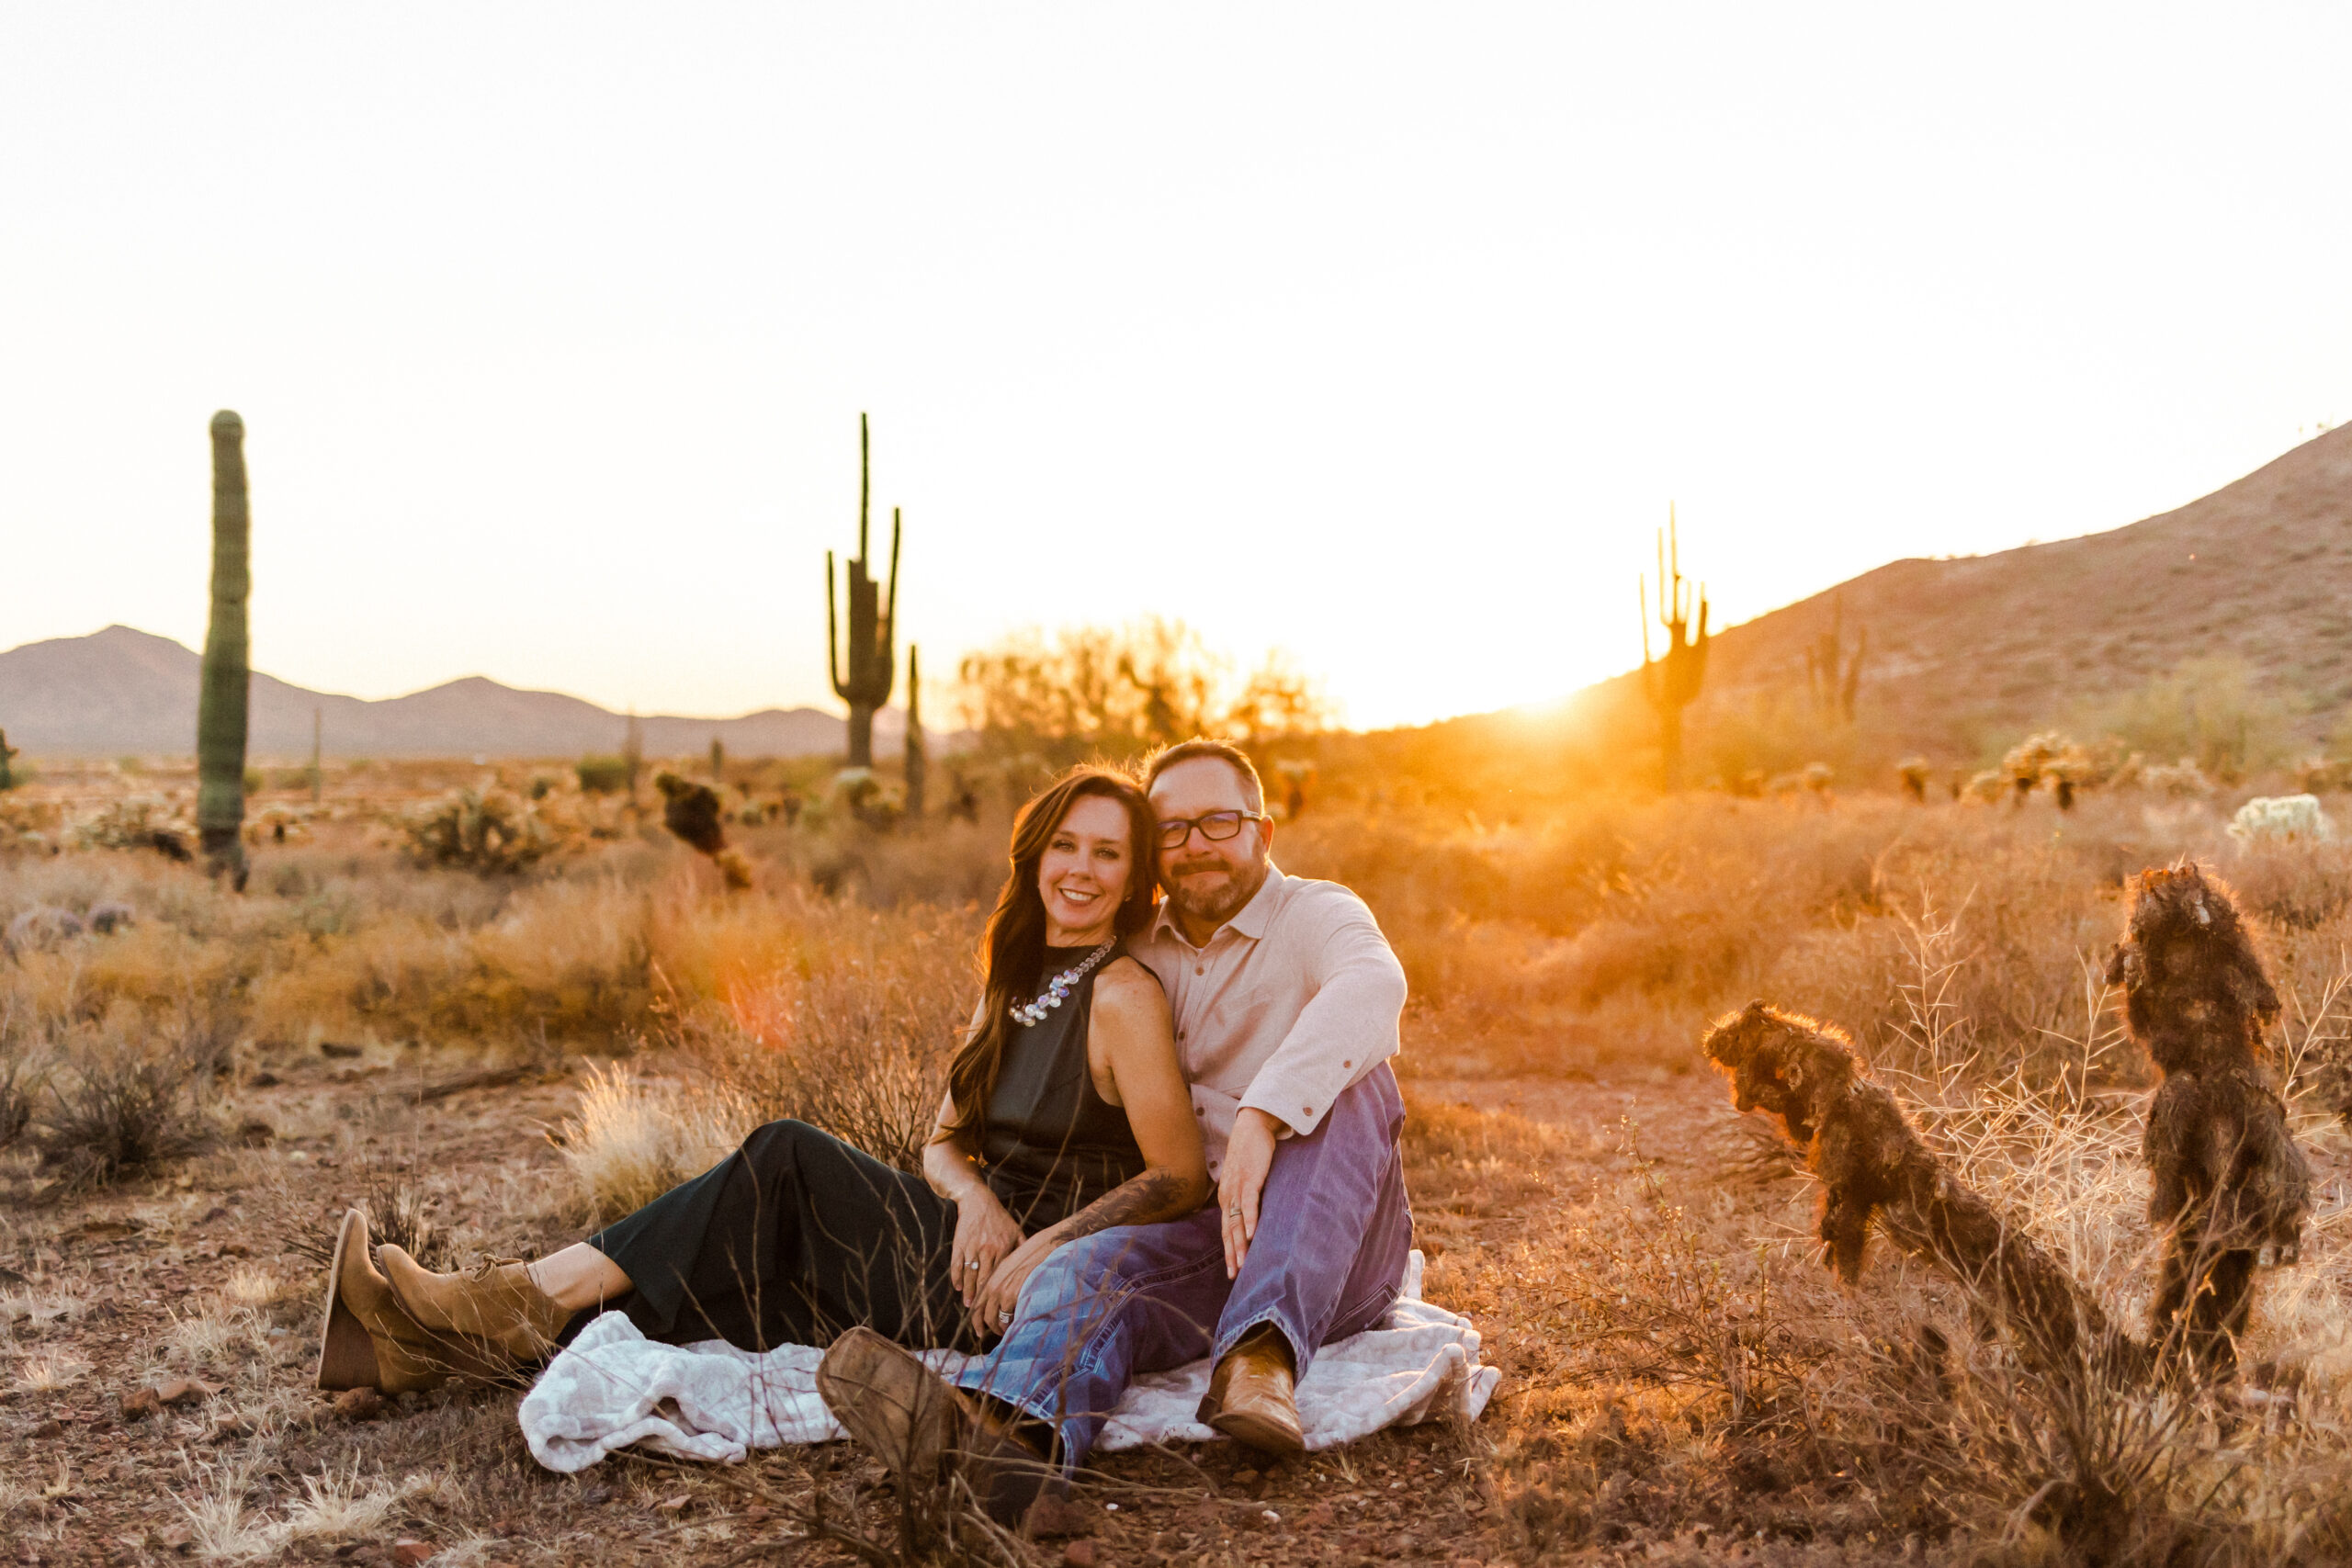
top-left (967, 962), bottom-right (1208, 1331)
top-left (1065, 959), bottom-right (1209, 1231)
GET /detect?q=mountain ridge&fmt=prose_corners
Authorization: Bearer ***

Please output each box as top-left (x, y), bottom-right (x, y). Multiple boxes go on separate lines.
top-left (1630, 422), bottom-right (2352, 758)
top-left (0, 625), bottom-right (909, 760)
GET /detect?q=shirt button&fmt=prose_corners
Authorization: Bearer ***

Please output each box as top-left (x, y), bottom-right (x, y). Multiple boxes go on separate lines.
top-left (1342, 1059), bottom-right (1351, 1068)
top-left (1194, 966), bottom-right (1204, 976)
top-left (1196, 1106), bottom-right (1204, 1116)
top-left (1303, 1106), bottom-right (1313, 1116)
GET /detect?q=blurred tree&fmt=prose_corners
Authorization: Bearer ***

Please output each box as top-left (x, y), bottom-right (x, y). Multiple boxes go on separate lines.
top-left (957, 618), bottom-right (1330, 764)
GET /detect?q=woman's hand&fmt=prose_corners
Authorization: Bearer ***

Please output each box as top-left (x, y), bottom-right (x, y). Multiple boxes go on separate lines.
top-left (950, 1188), bottom-right (1024, 1311)
top-left (970, 1225), bottom-right (1064, 1339)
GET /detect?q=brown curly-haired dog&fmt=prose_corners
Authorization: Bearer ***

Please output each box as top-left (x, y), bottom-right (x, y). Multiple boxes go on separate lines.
top-left (2106, 863), bottom-right (2310, 1373)
top-left (1705, 1002), bottom-right (2141, 1383)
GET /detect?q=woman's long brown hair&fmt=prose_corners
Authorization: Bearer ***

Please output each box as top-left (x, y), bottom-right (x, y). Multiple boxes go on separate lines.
top-left (938, 765), bottom-right (1159, 1145)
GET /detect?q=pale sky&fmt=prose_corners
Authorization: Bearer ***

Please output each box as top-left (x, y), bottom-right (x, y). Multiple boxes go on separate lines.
top-left (4, 6), bottom-right (2346, 729)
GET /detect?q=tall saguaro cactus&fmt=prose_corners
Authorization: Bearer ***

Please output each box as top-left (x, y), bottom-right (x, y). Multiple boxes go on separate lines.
top-left (904, 645), bottom-right (928, 820)
top-left (1804, 592), bottom-right (1867, 724)
top-left (197, 410), bottom-right (252, 886)
top-left (1638, 509), bottom-right (1710, 792)
top-left (827, 413), bottom-right (901, 769)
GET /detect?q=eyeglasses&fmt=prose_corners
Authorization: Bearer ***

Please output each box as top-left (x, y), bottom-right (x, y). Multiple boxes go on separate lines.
top-left (1156, 810), bottom-right (1270, 851)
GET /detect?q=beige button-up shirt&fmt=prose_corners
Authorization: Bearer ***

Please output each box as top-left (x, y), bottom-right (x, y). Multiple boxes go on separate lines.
top-left (1131, 864), bottom-right (1407, 1179)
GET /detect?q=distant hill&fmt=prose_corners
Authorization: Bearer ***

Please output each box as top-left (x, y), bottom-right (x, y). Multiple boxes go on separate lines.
top-left (0, 625), bottom-right (910, 760)
top-left (1677, 423), bottom-right (2352, 758)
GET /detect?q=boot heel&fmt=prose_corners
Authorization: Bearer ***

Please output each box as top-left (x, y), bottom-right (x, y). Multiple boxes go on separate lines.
top-left (315, 1211), bottom-right (382, 1391)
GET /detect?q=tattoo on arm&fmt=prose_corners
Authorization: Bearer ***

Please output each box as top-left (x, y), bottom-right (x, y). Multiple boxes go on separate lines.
top-left (1056, 1168), bottom-right (1193, 1244)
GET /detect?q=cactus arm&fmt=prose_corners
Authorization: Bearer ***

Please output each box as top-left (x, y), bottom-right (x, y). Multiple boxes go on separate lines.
top-left (857, 412), bottom-right (871, 565)
top-left (883, 506), bottom-right (901, 659)
top-left (826, 550), bottom-right (846, 699)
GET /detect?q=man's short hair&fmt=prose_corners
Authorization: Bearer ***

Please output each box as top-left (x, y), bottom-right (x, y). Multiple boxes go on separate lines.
top-left (1143, 739), bottom-right (1265, 813)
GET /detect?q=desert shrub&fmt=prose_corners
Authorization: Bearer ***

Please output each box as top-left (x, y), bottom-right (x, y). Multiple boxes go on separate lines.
top-left (2093, 655), bottom-right (2299, 782)
top-left (35, 1042), bottom-right (214, 1188)
top-left (575, 755), bottom-right (632, 794)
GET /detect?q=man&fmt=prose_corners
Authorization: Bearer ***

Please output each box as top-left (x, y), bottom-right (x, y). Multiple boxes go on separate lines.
top-left (819, 739), bottom-right (1412, 1520)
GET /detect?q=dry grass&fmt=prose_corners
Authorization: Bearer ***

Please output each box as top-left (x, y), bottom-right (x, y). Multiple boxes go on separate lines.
top-left (15, 765), bottom-right (2352, 1561)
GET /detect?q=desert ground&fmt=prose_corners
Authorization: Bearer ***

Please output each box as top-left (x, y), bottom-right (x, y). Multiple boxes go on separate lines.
top-left (5, 759), bottom-right (2352, 1567)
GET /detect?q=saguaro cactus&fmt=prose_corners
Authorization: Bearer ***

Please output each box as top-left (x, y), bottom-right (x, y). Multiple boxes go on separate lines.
top-left (827, 413), bottom-right (901, 769)
top-left (197, 410), bottom-right (252, 887)
top-left (0, 728), bottom-right (18, 791)
top-left (1804, 593), bottom-right (1867, 724)
top-left (904, 645), bottom-right (928, 821)
top-left (1638, 509), bottom-right (1709, 792)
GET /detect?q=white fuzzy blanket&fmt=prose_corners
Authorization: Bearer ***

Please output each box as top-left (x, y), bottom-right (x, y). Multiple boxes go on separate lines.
top-left (519, 1251), bottom-right (1498, 1472)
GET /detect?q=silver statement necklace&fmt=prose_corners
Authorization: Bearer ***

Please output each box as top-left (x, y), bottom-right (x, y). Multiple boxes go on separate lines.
top-left (1008, 940), bottom-right (1116, 1027)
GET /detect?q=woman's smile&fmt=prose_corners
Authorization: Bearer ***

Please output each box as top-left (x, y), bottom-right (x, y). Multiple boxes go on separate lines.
top-left (1036, 793), bottom-right (1134, 943)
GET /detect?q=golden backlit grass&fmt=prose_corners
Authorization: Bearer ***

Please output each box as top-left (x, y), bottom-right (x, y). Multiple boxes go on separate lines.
top-left (12, 776), bottom-right (2352, 1559)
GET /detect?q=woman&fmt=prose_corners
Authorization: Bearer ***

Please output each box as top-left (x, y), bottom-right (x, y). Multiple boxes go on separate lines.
top-left (313, 766), bottom-right (1209, 1416)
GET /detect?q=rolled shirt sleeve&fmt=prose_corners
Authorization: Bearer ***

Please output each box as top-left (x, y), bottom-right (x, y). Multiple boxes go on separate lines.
top-left (1235, 895), bottom-right (1407, 1139)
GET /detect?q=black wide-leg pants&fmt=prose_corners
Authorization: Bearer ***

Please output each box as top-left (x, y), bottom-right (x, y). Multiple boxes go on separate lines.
top-left (586, 1118), bottom-right (980, 1354)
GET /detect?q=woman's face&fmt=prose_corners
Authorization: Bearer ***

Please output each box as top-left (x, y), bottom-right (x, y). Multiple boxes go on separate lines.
top-left (1036, 793), bottom-right (1134, 942)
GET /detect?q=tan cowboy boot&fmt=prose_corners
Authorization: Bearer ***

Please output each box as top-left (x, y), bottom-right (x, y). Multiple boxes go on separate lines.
top-left (1199, 1325), bottom-right (1305, 1455)
top-left (816, 1326), bottom-right (1051, 1527)
top-left (313, 1210), bottom-right (514, 1395)
top-left (379, 1246), bottom-right (571, 1361)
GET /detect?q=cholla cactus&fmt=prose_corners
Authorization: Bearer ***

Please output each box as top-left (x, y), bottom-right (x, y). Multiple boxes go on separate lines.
top-left (2226, 794), bottom-right (2335, 844)
top-left (400, 788), bottom-right (569, 874)
top-left (0, 728), bottom-right (18, 792)
top-left (1999, 730), bottom-right (2092, 807)
top-left (655, 772), bottom-right (752, 889)
top-left (2106, 863), bottom-right (2310, 1374)
top-left (243, 804), bottom-right (316, 846)
top-left (1963, 768), bottom-right (2007, 805)
top-left (1896, 757), bottom-right (1930, 804)
top-left (71, 795), bottom-right (198, 860)
top-left (1703, 1003), bottom-right (2142, 1382)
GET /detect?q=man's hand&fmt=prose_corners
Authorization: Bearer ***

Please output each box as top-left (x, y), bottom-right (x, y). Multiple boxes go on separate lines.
top-left (1219, 1108), bottom-right (1285, 1279)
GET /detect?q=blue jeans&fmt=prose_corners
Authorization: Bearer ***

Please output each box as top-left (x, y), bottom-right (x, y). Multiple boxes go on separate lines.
top-left (952, 1064), bottom-right (1411, 1470)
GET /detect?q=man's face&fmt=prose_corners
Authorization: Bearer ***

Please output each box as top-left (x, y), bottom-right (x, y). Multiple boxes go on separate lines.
top-left (1150, 757), bottom-right (1272, 930)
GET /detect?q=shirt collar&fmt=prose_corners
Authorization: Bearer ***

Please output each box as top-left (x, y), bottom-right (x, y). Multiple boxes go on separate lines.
top-left (1151, 863), bottom-right (1287, 948)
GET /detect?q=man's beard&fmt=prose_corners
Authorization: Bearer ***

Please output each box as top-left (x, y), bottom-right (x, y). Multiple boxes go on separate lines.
top-left (1165, 855), bottom-right (1269, 928)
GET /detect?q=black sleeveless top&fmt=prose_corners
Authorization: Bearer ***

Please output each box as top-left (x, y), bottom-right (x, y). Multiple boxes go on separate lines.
top-left (980, 942), bottom-right (1150, 1229)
